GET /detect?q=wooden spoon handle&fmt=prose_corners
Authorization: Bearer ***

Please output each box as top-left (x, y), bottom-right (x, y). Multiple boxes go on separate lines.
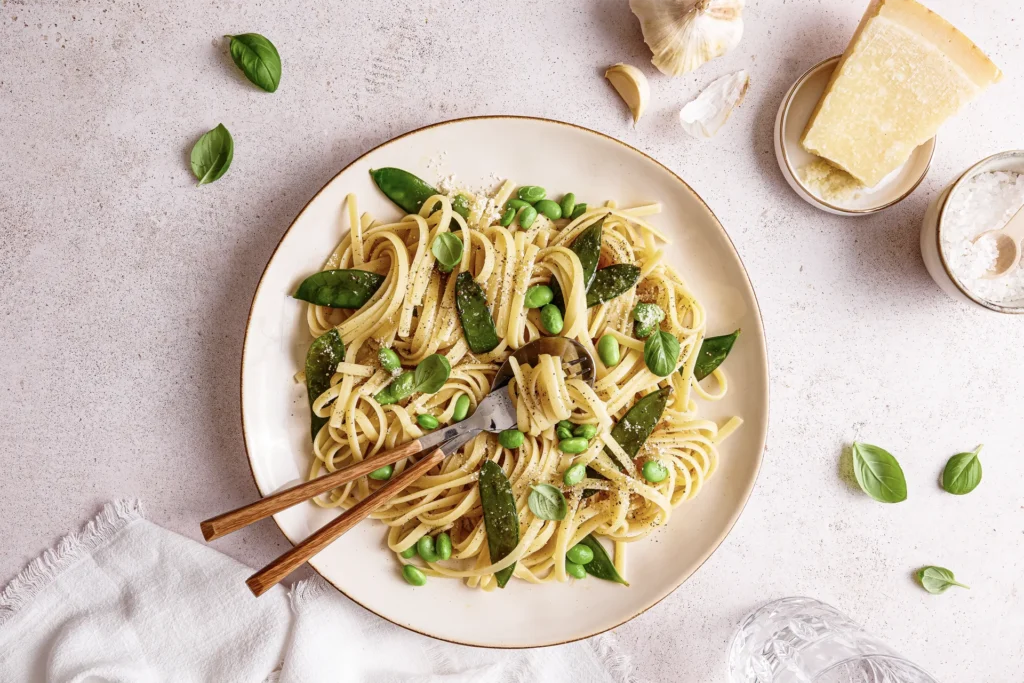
top-left (246, 448), bottom-right (445, 597)
top-left (1001, 205), bottom-right (1024, 240)
top-left (199, 439), bottom-right (424, 541)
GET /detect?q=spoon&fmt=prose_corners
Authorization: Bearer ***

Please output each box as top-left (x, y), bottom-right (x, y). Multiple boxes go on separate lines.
top-left (973, 204), bottom-right (1024, 278)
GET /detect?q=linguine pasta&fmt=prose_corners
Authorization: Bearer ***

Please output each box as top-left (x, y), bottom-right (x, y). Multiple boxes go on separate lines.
top-left (299, 179), bottom-right (740, 590)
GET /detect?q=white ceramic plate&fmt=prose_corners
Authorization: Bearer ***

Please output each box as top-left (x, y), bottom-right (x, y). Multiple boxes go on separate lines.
top-left (241, 116), bottom-right (769, 648)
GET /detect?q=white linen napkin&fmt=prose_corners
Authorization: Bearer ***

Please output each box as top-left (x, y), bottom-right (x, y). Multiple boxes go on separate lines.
top-left (0, 501), bottom-right (634, 683)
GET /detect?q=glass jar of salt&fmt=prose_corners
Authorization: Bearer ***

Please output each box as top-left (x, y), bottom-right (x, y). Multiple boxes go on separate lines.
top-left (921, 151), bottom-right (1024, 313)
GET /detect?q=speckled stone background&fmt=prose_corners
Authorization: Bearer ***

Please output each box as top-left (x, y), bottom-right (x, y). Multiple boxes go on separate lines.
top-left (2, 1), bottom-right (1022, 680)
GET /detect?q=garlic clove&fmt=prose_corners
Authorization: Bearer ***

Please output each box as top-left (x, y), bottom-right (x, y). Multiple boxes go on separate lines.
top-left (629, 0), bottom-right (744, 77)
top-left (679, 70), bottom-right (749, 138)
top-left (605, 64), bottom-right (651, 125)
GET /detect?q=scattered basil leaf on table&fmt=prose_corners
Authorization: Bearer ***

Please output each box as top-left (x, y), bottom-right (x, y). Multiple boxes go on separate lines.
top-left (586, 264), bottom-right (642, 308)
top-left (412, 354), bottom-right (451, 394)
top-left (455, 272), bottom-right (501, 353)
top-left (851, 441), bottom-right (907, 503)
top-left (293, 269), bottom-right (385, 308)
top-left (479, 460), bottom-right (519, 588)
top-left (304, 329), bottom-right (344, 440)
top-left (693, 329), bottom-right (740, 381)
top-left (941, 445), bottom-right (983, 495)
top-left (190, 123), bottom-right (233, 186)
top-left (226, 33), bottom-right (281, 92)
top-left (579, 534), bottom-right (629, 585)
top-left (916, 566), bottom-right (969, 594)
top-left (431, 232), bottom-right (463, 272)
top-left (644, 330), bottom-right (680, 377)
top-left (528, 484), bottom-right (567, 521)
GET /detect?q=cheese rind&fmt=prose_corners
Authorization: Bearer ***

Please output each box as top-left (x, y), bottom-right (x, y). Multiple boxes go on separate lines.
top-left (801, 0), bottom-right (1001, 187)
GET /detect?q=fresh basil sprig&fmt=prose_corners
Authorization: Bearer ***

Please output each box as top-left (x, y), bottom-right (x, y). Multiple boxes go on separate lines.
top-left (227, 33), bottom-right (282, 92)
top-left (431, 233), bottom-right (463, 272)
top-left (851, 442), bottom-right (907, 503)
top-left (942, 445), bottom-right (983, 495)
top-left (528, 484), bottom-right (567, 521)
top-left (190, 123), bottom-right (234, 186)
top-left (643, 331), bottom-right (680, 377)
top-left (916, 566), bottom-right (969, 594)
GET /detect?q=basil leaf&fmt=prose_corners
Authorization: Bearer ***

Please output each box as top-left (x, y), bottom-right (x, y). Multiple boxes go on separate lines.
top-left (227, 33), bottom-right (281, 93)
top-left (304, 329), bottom-right (344, 440)
top-left (412, 354), bottom-right (451, 394)
top-left (851, 442), bottom-right (907, 503)
top-left (528, 484), bottom-right (567, 521)
top-left (942, 445), bottom-right (983, 495)
top-left (643, 331), bottom-right (680, 377)
top-left (916, 566), bottom-right (969, 594)
top-left (431, 232), bottom-right (463, 272)
top-left (294, 269), bottom-right (385, 308)
top-left (190, 123), bottom-right (234, 186)
top-left (693, 329), bottom-right (740, 381)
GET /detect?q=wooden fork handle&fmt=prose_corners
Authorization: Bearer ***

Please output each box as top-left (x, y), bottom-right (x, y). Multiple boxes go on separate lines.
top-left (199, 439), bottom-right (424, 542)
top-left (245, 448), bottom-right (445, 597)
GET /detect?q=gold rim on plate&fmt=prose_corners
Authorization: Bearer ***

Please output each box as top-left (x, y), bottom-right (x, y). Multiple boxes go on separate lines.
top-left (238, 115), bottom-right (771, 648)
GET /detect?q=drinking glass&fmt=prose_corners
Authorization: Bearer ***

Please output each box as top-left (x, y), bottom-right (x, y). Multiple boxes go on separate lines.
top-left (728, 597), bottom-right (939, 683)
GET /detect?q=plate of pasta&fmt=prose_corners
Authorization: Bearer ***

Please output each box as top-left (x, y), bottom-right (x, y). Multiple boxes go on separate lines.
top-left (241, 116), bottom-right (768, 647)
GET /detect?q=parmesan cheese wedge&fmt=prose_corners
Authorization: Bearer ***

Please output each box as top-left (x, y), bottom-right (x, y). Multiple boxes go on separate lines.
top-left (801, 0), bottom-right (1001, 187)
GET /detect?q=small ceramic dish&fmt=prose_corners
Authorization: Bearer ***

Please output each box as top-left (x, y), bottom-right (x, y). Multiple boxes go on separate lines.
top-left (774, 56), bottom-right (936, 216)
top-left (920, 150), bottom-right (1024, 314)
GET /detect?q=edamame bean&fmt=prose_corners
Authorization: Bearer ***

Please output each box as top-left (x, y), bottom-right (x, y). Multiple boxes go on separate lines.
top-left (402, 564), bottom-right (427, 586)
top-left (560, 193), bottom-right (576, 218)
top-left (417, 535), bottom-right (439, 562)
top-left (369, 464), bottom-right (393, 481)
top-left (556, 426), bottom-right (574, 441)
top-left (400, 545), bottom-right (417, 559)
top-left (435, 532), bottom-right (452, 561)
top-left (559, 437), bottom-right (589, 454)
top-left (566, 561), bottom-right (587, 579)
top-left (524, 285), bottom-right (554, 309)
top-left (417, 414), bottom-right (439, 430)
top-left (597, 334), bottom-right (620, 367)
top-left (566, 543), bottom-right (595, 565)
top-left (390, 371), bottom-right (415, 401)
top-left (573, 423), bottom-right (598, 440)
top-left (451, 194), bottom-right (471, 220)
top-left (517, 186), bottom-right (546, 203)
top-left (563, 462), bottom-right (586, 486)
top-left (499, 429), bottom-right (525, 449)
top-left (378, 347), bottom-right (401, 374)
top-left (540, 304), bottom-right (563, 334)
top-left (517, 205), bottom-right (538, 230)
top-left (570, 203), bottom-right (588, 220)
top-left (506, 198), bottom-right (531, 211)
top-left (534, 199), bottom-right (562, 220)
top-left (557, 420), bottom-right (574, 432)
top-left (642, 460), bottom-right (668, 483)
top-left (452, 394), bottom-right (471, 422)
top-left (499, 206), bottom-right (516, 227)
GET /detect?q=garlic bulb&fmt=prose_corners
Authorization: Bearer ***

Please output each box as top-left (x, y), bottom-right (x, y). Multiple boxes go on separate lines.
top-left (679, 70), bottom-right (749, 138)
top-left (629, 0), bottom-right (744, 77)
top-left (605, 64), bottom-right (651, 125)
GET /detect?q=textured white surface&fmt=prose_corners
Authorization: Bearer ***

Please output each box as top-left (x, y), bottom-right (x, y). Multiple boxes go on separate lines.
top-left (1, 1), bottom-right (1022, 681)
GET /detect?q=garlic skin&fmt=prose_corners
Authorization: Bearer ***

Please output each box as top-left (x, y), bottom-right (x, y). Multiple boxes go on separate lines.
top-left (605, 64), bottom-right (651, 125)
top-left (679, 70), bottom-right (749, 138)
top-left (629, 0), bottom-right (744, 77)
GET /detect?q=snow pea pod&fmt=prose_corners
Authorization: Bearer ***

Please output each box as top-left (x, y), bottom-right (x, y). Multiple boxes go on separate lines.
top-left (548, 217), bottom-right (604, 312)
top-left (579, 534), bottom-right (629, 585)
top-left (294, 269), bottom-right (386, 309)
top-left (693, 329), bottom-right (740, 381)
top-left (455, 272), bottom-right (501, 353)
top-left (370, 167), bottom-right (470, 221)
top-left (605, 386), bottom-right (672, 461)
top-left (585, 264), bottom-right (641, 308)
top-left (304, 328), bottom-right (345, 441)
top-left (479, 460), bottom-right (519, 588)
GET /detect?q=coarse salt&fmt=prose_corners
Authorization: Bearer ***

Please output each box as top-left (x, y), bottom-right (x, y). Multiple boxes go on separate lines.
top-left (940, 171), bottom-right (1024, 304)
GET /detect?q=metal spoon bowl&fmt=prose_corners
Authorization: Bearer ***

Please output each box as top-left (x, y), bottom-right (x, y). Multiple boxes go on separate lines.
top-left (491, 337), bottom-right (597, 390)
